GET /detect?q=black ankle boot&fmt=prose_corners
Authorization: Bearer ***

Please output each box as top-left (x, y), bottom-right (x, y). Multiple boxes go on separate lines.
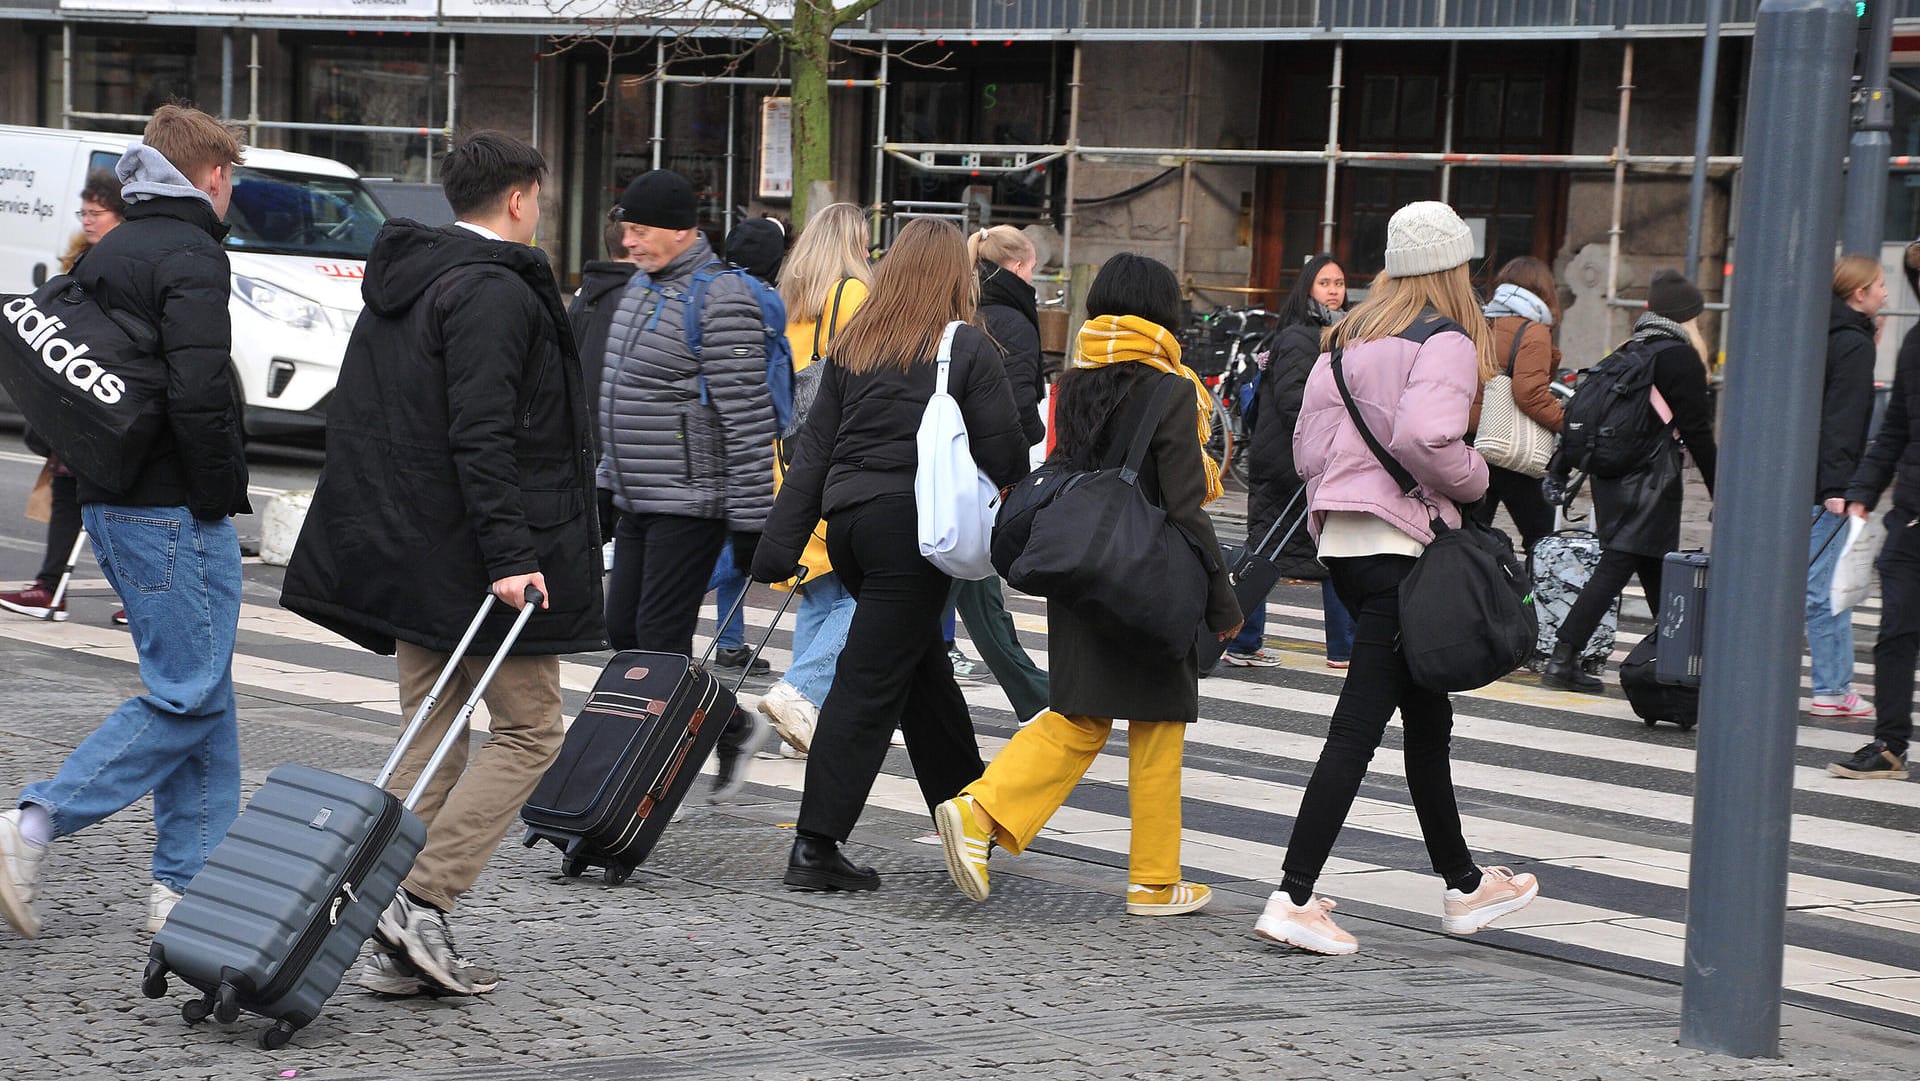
top-left (1540, 641), bottom-right (1603, 692)
top-left (783, 834), bottom-right (881, 892)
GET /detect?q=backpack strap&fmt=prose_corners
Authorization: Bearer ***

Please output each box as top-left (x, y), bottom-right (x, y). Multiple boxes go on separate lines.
top-left (1396, 308), bottom-right (1466, 347)
top-left (812, 278), bottom-right (851, 365)
top-left (682, 261), bottom-right (728, 358)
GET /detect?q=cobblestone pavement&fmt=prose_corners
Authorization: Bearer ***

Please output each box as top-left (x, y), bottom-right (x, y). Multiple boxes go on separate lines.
top-left (2, 640), bottom-right (1913, 1081)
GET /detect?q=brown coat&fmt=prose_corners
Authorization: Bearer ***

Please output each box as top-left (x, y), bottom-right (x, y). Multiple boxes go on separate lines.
top-left (1469, 316), bottom-right (1565, 435)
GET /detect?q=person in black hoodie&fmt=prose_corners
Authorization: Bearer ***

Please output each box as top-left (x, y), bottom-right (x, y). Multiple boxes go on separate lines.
top-left (1838, 241), bottom-right (1920, 780)
top-left (1542, 270), bottom-right (1717, 692)
top-left (281, 132), bottom-right (605, 994)
top-left (0, 105), bottom-right (250, 944)
top-left (751, 219), bottom-right (1030, 891)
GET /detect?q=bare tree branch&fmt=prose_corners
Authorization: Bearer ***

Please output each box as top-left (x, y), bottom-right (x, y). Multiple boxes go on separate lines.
top-left (829, 0), bottom-right (888, 29)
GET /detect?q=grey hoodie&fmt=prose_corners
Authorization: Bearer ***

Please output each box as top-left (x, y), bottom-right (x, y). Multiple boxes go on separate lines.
top-left (116, 143), bottom-right (214, 208)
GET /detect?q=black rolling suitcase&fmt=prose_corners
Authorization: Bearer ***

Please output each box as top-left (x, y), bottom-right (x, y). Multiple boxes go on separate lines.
top-left (143, 589), bottom-right (544, 1049)
top-left (1620, 636), bottom-right (1698, 730)
top-left (1199, 488), bottom-right (1309, 670)
top-left (521, 580), bottom-right (801, 885)
top-left (1654, 550), bottom-right (1711, 688)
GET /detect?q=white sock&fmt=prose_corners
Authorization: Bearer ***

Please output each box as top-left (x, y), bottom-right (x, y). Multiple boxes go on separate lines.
top-left (17, 803), bottom-right (52, 848)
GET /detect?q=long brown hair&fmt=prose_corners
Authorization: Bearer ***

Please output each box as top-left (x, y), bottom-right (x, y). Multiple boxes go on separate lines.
top-left (830, 219), bottom-right (977, 374)
top-left (1493, 255), bottom-right (1560, 324)
top-left (1326, 264), bottom-right (1498, 382)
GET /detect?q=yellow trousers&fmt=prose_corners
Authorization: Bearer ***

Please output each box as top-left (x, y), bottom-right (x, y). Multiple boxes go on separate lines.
top-left (963, 711), bottom-right (1186, 886)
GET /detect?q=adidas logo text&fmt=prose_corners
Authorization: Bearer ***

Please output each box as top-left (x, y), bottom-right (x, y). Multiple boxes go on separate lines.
top-left (3, 296), bottom-right (126, 404)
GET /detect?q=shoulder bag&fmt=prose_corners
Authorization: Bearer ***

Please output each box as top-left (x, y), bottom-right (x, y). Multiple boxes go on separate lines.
top-left (915, 321), bottom-right (1002, 580)
top-left (1474, 322), bottom-right (1556, 478)
top-left (1329, 345), bottom-right (1537, 692)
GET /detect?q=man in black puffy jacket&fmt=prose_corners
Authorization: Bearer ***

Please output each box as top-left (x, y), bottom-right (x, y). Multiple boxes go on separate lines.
top-left (0, 105), bottom-right (249, 943)
top-left (282, 132), bottom-right (605, 994)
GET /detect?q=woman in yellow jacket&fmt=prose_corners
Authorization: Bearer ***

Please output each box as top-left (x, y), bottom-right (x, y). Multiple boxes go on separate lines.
top-left (756, 203), bottom-right (872, 756)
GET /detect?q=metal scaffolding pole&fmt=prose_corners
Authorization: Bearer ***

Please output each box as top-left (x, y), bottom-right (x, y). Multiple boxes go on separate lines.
top-left (1061, 42), bottom-right (1082, 281)
top-left (724, 79), bottom-right (737, 236)
top-left (652, 39), bottom-right (666, 171)
top-left (248, 32), bottom-right (261, 145)
top-left (221, 29), bottom-right (234, 120)
top-left (1440, 41), bottom-right (1459, 203)
top-left (1177, 41), bottom-right (1200, 286)
top-left (1321, 43), bottom-right (1344, 253)
top-left (1606, 42), bottom-right (1635, 333)
top-left (871, 41), bottom-right (889, 247)
top-left (1684, 0), bottom-right (1724, 281)
top-left (60, 24), bottom-right (71, 130)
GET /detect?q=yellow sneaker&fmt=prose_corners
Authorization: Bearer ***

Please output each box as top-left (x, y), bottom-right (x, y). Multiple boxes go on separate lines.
top-left (934, 795), bottom-right (992, 902)
top-left (1126, 881), bottom-right (1212, 916)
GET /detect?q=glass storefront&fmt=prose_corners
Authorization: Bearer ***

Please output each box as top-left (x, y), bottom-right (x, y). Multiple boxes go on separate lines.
top-left (39, 28), bottom-right (197, 134)
top-left (289, 35), bottom-right (445, 182)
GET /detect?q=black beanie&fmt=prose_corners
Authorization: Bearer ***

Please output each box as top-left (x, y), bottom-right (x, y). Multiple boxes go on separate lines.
top-left (618, 170), bottom-right (697, 230)
top-left (1647, 269), bottom-right (1704, 323)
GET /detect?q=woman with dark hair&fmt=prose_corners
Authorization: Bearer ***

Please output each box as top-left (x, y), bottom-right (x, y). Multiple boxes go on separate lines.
top-left (751, 219), bottom-right (1030, 891)
top-left (931, 252), bottom-right (1241, 916)
top-left (1469, 256), bottom-right (1565, 553)
top-left (1226, 253), bottom-right (1356, 669)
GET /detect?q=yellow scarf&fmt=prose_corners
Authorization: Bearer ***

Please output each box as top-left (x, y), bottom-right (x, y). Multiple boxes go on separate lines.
top-left (1072, 313), bottom-right (1224, 504)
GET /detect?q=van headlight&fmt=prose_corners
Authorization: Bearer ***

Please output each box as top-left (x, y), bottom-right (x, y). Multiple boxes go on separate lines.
top-left (234, 276), bottom-right (327, 330)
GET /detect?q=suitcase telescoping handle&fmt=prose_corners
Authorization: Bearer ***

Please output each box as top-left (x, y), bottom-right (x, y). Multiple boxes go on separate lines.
top-left (374, 585), bottom-right (546, 810)
top-left (698, 568), bottom-right (808, 694)
top-left (1248, 487), bottom-right (1310, 563)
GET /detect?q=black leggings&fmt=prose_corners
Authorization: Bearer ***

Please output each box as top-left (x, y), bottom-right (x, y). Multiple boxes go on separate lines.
top-left (1280, 554), bottom-right (1477, 895)
top-left (1556, 549), bottom-right (1664, 655)
top-left (35, 473), bottom-right (83, 589)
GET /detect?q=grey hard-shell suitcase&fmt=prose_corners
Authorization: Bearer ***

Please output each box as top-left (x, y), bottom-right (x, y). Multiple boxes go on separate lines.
top-left (142, 589), bottom-right (544, 1049)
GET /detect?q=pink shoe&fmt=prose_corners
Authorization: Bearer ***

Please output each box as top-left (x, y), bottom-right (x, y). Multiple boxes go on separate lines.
top-left (1254, 892), bottom-right (1358, 955)
top-left (1441, 866), bottom-right (1539, 934)
top-left (1808, 693), bottom-right (1874, 719)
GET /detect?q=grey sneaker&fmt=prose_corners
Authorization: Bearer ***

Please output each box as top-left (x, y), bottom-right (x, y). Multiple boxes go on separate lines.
top-left (0, 809), bottom-right (45, 939)
top-left (374, 891), bottom-right (479, 994)
top-left (146, 881), bottom-right (183, 934)
top-left (359, 946), bottom-right (498, 996)
top-left (711, 710), bottom-right (769, 802)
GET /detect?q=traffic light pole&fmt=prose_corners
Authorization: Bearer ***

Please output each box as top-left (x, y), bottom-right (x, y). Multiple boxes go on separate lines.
top-left (1680, 0), bottom-right (1856, 1059)
top-left (1844, 0), bottom-right (1895, 254)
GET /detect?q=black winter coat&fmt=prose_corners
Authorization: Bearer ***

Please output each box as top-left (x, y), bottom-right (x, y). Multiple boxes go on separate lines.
top-left (568, 259), bottom-right (640, 448)
top-left (69, 196), bottom-right (250, 519)
top-left (754, 322), bottom-right (1030, 580)
top-left (1244, 319), bottom-right (1327, 580)
top-left (979, 267), bottom-right (1048, 446)
top-left (281, 221), bottom-right (605, 656)
top-left (1047, 369), bottom-right (1241, 722)
top-left (1848, 319), bottom-right (1920, 516)
top-left (1817, 296), bottom-right (1877, 504)
top-left (1592, 335), bottom-right (1718, 557)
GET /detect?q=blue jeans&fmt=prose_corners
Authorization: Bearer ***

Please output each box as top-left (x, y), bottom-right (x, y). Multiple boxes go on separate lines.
top-left (21, 505), bottom-right (242, 893)
top-left (787, 572), bottom-right (857, 706)
top-left (1226, 597), bottom-right (1267, 654)
top-left (1807, 507), bottom-right (1854, 697)
top-left (707, 538), bottom-right (747, 651)
top-left (1322, 578), bottom-right (1357, 664)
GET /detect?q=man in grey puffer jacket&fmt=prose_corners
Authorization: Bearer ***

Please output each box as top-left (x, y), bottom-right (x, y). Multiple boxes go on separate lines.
top-left (600, 169), bottom-right (777, 792)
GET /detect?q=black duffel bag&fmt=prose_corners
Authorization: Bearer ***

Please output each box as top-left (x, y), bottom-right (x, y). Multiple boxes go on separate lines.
top-left (1330, 339), bottom-right (1536, 692)
top-left (0, 272), bottom-right (165, 493)
top-left (998, 374), bottom-right (1214, 661)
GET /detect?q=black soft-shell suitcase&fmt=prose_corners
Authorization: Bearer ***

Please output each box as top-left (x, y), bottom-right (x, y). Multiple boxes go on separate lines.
top-left (521, 581), bottom-right (801, 885)
top-left (1198, 488), bottom-right (1309, 670)
top-left (1620, 636), bottom-right (1698, 730)
top-left (143, 590), bottom-right (543, 1049)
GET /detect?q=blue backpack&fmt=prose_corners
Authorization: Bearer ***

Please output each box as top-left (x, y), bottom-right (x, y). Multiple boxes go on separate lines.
top-left (684, 262), bottom-right (793, 431)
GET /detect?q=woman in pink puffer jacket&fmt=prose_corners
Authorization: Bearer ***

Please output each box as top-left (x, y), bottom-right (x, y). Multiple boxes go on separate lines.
top-left (1253, 202), bottom-right (1543, 956)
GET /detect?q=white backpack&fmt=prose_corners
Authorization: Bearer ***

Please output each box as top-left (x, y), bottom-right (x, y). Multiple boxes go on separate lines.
top-left (915, 321), bottom-right (1001, 580)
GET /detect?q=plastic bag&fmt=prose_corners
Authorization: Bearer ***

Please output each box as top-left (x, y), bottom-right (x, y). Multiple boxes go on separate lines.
top-left (1830, 513), bottom-right (1887, 614)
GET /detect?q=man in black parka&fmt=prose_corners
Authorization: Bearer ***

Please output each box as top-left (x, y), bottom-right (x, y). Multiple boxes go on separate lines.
top-left (281, 132), bottom-right (604, 995)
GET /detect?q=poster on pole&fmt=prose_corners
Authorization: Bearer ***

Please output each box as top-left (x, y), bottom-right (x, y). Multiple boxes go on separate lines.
top-left (759, 96), bottom-right (793, 201)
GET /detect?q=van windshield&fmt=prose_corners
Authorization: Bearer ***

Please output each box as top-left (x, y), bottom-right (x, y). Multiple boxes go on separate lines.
top-left (224, 168), bottom-right (386, 260)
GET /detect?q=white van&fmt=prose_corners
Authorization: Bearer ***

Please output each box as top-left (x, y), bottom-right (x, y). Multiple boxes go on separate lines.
top-left (0, 124), bottom-right (397, 437)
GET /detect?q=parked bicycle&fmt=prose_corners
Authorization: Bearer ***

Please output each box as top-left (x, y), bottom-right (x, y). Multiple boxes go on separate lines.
top-left (1181, 305), bottom-right (1279, 487)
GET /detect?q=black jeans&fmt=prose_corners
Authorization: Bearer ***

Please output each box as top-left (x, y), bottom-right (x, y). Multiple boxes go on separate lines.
top-left (35, 472), bottom-right (83, 590)
top-left (1873, 510), bottom-right (1920, 756)
top-left (1557, 549), bottom-right (1663, 655)
top-left (1280, 554), bottom-right (1475, 890)
top-left (799, 495), bottom-right (985, 841)
top-left (1471, 465), bottom-right (1555, 554)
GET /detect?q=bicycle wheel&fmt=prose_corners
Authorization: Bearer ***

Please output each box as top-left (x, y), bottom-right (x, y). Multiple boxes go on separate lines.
top-left (1206, 399), bottom-right (1235, 484)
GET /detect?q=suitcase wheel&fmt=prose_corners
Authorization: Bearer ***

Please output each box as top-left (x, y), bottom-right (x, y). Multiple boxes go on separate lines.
top-left (603, 864), bottom-right (632, 887)
top-left (1678, 719), bottom-right (1697, 733)
top-left (141, 959), bottom-right (168, 1000)
top-left (213, 983), bottom-right (240, 1024)
top-left (181, 996), bottom-right (214, 1025)
top-left (259, 1020), bottom-right (297, 1051)
top-left (1643, 717), bottom-right (1658, 729)
top-left (561, 855), bottom-right (591, 879)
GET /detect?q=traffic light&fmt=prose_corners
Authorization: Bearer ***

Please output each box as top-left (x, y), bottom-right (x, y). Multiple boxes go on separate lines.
top-left (1858, 2), bottom-right (1868, 17)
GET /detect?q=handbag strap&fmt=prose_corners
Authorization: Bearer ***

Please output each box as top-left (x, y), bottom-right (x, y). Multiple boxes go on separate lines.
top-left (1107, 374), bottom-right (1184, 486)
top-left (1329, 347), bottom-right (1418, 497)
top-left (811, 277), bottom-right (851, 364)
top-left (932, 320), bottom-right (965, 395)
top-left (1502, 322), bottom-right (1526, 378)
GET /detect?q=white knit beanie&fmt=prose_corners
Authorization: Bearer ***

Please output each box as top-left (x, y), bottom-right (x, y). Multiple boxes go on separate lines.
top-left (1383, 201), bottom-right (1474, 278)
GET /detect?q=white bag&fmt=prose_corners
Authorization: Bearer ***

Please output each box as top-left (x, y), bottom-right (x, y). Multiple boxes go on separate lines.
top-left (1475, 329), bottom-right (1556, 478)
top-left (916, 320), bottom-right (1001, 580)
top-left (1830, 512), bottom-right (1887, 614)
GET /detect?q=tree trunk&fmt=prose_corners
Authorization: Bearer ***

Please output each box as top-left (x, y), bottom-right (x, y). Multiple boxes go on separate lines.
top-left (787, 0), bottom-right (834, 227)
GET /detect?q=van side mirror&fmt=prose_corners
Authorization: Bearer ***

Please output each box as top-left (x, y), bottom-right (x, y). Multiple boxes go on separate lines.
top-left (31, 263), bottom-right (47, 287)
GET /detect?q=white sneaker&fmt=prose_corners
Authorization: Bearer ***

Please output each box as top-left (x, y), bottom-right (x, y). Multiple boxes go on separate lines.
top-left (1222, 648), bottom-right (1283, 668)
top-left (375, 890), bottom-right (479, 994)
top-left (1441, 866), bottom-right (1539, 934)
top-left (779, 742), bottom-right (807, 760)
top-left (756, 681), bottom-right (818, 754)
top-left (146, 881), bottom-right (183, 934)
top-left (0, 809), bottom-right (45, 939)
top-left (1808, 692), bottom-right (1875, 719)
top-left (1254, 892), bottom-right (1358, 955)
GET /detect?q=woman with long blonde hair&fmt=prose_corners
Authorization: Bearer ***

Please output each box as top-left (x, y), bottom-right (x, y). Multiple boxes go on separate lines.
top-left (751, 219), bottom-right (1030, 892)
top-left (1255, 202), bottom-right (1539, 956)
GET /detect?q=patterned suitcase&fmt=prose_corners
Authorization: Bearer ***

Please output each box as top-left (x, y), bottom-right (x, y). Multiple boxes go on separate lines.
top-left (143, 590), bottom-right (542, 1049)
top-left (1527, 530), bottom-right (1616, 673)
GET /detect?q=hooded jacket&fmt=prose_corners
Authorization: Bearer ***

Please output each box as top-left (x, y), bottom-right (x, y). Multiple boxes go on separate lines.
top-left (281, 220), bottom-right (605, 656)
top-left (1588, 314), bottom-right (1718, 557)
top-left (569, 259), bottom-right (641, 446)
top-left (978, 265), bottom-right (1048, 445)
top-left (597, 234), bottom-right (777, 530)
top-left (1817, 294), bottom-right (1877, 504)
top-left (1245, 317), bottom-right (1332, 580)
top-left (69, 146), bottom-right (248, 519)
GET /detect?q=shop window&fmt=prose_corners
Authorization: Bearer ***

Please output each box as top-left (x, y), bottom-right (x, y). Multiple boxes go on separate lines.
top-left (291, 37), bottom-right (442, 182)
top-left (41, 30), bottom-right (197, 133)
